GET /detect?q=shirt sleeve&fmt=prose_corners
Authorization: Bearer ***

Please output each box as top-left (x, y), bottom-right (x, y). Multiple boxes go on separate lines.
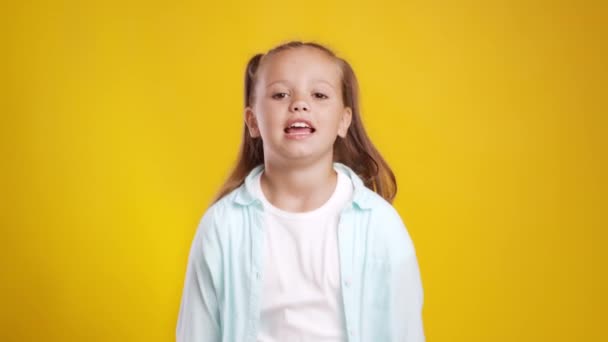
top-left (176, 211), bottom-right (222, 342)
top-left (389, 213), bottom-right (426, 341)
top-left (391, 248), bottom-right (425, 341)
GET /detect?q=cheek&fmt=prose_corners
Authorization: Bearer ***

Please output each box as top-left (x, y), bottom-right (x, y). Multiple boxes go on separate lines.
top-left (319, 108), bottom-right (345, 131)
top-left (254, 107), bottom-right (282, 134)
top-left (257, 100), bottom-right (283, 116)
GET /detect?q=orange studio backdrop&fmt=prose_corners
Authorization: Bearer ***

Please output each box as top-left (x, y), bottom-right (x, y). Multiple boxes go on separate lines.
top-left (2, 0), bottom-right (605, 341)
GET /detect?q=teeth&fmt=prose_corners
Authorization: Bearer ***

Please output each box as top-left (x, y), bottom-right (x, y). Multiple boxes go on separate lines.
top-left (289, 122), bottom-right (310, 128)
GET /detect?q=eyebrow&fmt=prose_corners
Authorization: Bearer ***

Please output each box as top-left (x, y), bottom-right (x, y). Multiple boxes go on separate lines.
top-left (265, 79), bottom-right (336, 90)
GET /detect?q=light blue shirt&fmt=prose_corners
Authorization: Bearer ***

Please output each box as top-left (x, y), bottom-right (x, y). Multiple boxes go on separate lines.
top-left (176, 162), bottom-right (425, 341)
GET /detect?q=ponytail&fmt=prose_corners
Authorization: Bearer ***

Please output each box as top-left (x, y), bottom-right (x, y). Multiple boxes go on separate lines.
top-left (245, 53), bottom-right (263, 107)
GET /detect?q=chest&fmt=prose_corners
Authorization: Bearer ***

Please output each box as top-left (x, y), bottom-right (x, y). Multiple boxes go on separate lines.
top-left (218, 208), bottom-right (393, 306)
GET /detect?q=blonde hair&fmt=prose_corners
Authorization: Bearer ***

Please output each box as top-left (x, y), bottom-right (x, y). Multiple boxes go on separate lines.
top-left (213, 41), bottom-right (397, 203)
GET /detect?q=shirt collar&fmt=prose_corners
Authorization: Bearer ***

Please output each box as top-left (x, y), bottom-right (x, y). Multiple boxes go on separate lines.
top-left (233, 162), bottom-right (373, 210)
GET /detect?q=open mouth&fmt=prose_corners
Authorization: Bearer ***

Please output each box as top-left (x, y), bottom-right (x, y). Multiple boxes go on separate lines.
top-left (284, 121), bottom-right (316, 135)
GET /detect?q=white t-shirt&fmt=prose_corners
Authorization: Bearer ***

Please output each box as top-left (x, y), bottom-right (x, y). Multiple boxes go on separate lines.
top-left (253, 167), bottom-right (354, 342)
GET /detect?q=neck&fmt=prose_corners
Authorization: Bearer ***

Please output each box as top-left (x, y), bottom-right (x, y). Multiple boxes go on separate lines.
top-left (261, 156), bottom-right (337, 212)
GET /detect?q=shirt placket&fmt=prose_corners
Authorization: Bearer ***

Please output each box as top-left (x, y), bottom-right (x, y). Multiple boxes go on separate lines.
top-left (248, 203), bottom-right (265, 341)
top-left (338, 206), bottom-right (357, 342)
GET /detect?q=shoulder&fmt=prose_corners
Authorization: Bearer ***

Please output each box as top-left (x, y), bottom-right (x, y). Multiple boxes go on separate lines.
top-left (359, 187), bottom-right (417, 258)
top-left (193, 186), bottom-right (245, 247)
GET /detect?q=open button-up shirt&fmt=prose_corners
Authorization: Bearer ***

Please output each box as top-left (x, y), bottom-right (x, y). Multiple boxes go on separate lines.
top-left (176, 163), bottom-right (425, 341)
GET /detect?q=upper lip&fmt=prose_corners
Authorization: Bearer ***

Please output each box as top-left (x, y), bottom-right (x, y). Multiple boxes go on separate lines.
top-left (284, 118), bottom-right (316, 130)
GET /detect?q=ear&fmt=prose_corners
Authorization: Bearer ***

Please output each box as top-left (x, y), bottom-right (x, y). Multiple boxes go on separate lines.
top-left (338, 107), bottom-right (352, 138)
top-left (244, 107), bottom-right (261, 138)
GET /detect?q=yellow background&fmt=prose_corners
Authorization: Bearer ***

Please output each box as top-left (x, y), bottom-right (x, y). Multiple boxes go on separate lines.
top-left (2, 0), bottom-right (606, 341)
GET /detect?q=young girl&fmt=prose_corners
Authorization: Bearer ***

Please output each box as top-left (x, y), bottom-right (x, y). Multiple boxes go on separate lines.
top-left (176, 41), bottom-right (425, 341)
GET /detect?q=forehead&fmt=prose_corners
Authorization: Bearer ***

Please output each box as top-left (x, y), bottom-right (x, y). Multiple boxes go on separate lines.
top-left (257, 47), bottom-right (342, 85)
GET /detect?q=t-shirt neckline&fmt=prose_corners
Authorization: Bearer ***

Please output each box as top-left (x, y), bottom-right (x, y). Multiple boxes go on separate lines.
top-left (255, 167), bottom-right (348, 219)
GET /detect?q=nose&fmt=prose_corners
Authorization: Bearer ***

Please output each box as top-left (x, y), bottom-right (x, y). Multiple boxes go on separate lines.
top-left (289, 99), bottom-right (309, 112)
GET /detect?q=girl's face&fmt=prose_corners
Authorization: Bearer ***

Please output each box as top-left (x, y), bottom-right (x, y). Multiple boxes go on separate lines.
top-left (245, 47), bottom-right (352, 165)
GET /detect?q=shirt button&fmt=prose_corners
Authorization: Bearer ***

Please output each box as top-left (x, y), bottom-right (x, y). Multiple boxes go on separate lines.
top-left (344, 277), bottom-right (352, 287)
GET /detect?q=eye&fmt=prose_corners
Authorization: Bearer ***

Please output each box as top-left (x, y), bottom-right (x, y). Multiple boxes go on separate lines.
top-left (313, 92), bottom-right (329, 99)
top-left (272, 92), bottom-right (288, 99)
